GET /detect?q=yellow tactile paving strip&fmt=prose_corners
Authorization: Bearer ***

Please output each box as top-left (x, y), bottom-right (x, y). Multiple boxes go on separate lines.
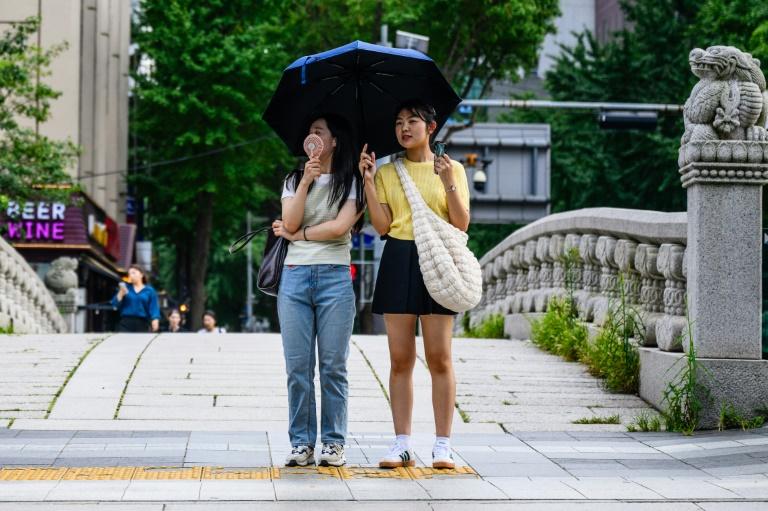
top-left (0, 465), bottom-right (476, 481)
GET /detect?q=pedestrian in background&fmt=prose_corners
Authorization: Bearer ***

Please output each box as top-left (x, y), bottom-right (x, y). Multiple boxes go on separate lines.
top-left (197, 310), bottom-right (226, 333)
top-left (165, 309), bottom-right (187, 333)
top-left (111, 264), bottom-right (161, 333)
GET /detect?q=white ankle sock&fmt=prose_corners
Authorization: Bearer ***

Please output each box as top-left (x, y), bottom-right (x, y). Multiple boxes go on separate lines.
top-left (396, 434), bottom-right (411, 449)
top-left (435, 436), bottom-right (451, 448)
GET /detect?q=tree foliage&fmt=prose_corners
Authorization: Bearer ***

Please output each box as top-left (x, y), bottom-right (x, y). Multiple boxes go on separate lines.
top-left (0, 17), bottom-right (79, 208)
top-left (501, 0), bottom-right (768, 214)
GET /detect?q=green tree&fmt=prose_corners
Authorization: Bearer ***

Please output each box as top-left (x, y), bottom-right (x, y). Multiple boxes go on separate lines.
top-left (0, 17), bottom-right (79, 209)
top-left (131, 0), bottom-right (294, 329)
top-left (279, 0), bottom-right (560, 98)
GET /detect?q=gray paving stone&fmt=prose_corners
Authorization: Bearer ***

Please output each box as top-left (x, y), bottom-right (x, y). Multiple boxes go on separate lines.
top-left (485, 477), bottom-right (586, 499)
top-left (272, 476), bottom-right (352, 501)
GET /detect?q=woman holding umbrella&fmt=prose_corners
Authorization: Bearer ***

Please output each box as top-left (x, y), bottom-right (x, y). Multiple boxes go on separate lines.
top-left (272, 113), bottom-right (364, 468)
top-left (359, 100), bottom-right (470, 469)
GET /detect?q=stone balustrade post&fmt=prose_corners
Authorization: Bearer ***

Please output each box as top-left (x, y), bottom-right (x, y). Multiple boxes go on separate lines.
top-left (563, 234), bottom-right (583, 298)
top-left (655, 243), bottom-right (687, 352)
top-left (592, 236), bottom-right (619, 326)
top-left (523, 240), bottom-right (540, 313)
top-left (534, 236), bottom-right (553, 312)
top-left (577, 234), bottom-right (599, 321)
top-left (511, 245), bottom-right (528, 313)
top-left (502, 249), bottom-right (516, 314)
top-left (549, 234), bottom-right (566, 300)
top-left (635, 244), bottom-right (665, 346)
top-left (615, 239), bottom-right (641, 306)
top-left (493, 255), bottom-right (507, 314)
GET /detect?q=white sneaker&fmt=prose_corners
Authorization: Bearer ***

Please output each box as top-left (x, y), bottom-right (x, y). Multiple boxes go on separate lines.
top-left (378, 441), bottom-right (415, 468)
top-left (318, 443), bottom-right (346, 467)
top-left (285, 445), bottom-right (315, 467)
top-left (432, 443), bottom-right (455, 469)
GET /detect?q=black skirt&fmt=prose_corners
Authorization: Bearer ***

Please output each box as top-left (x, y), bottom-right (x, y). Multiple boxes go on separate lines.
top-left (118, 315), bottom-right (150, 333)
top-left (372, 237), bottom-right (456, 316)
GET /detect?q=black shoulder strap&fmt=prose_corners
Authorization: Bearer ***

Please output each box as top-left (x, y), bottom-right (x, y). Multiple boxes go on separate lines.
top-left (229, 226), bottom-right (272, 254)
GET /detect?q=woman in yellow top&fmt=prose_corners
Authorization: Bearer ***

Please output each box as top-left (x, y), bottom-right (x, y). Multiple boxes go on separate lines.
top-left (358, 100), bottom-right (470, 470)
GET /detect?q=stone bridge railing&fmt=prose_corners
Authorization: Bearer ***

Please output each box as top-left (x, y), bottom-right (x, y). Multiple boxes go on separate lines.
top-left (472, 208), bottom-right (689, 352)
top-left (0, 236), bottom-right (67, 333)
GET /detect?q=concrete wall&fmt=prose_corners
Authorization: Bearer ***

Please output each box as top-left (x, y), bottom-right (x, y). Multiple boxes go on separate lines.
top-left (537, 0), bottom-right (595, 78)
top-left (0, 0), bottom-right (131, 222)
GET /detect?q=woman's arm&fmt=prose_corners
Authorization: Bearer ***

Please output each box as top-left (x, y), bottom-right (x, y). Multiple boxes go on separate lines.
top-left (436, 154), bottom-right (470, 232)
top-left (359, 144), bottom-right (392, 236)
top-left (274, 200), bottom-right (363, 241)
top-left (281, 158), bottom-right (322, 233)
top-left (148, 290), bottom-right (161, 333)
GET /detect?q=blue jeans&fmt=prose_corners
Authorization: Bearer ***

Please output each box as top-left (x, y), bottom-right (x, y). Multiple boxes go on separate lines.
top-left (277, 264), bottom-right (355, 447)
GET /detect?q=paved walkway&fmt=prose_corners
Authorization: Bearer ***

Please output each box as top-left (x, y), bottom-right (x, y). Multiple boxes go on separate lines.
top-left (0, 333), bottom-right (764, 508)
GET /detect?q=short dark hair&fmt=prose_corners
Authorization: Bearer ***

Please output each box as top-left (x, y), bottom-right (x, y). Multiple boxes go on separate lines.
top-left (202, 310), bottom-right (216, 321)
top-left (395, 99), bottom-right (438, 143)
top-left (128, 264), bottom-right (148, 284)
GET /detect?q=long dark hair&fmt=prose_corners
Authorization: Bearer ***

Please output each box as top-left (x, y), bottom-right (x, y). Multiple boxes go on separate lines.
top-left (396, 99), bottom-right (438, 145)
top-left (285, 113), bottom-right (365, 232)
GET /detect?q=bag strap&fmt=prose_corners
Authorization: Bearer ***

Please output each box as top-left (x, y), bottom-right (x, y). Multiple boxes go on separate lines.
top-left (392, 158), bottom-right (429, 213)
top-left (229, 226), bottom-right (272, 254)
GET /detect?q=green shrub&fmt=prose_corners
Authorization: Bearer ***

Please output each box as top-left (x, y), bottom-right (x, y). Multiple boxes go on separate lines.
top-left (717, 402), bottom-right (765, 431)
top-left (0, 324), bottom-right (13, 335)
top-left (464, 314), bottom-right (505, 339)
top-left (530, 297), bottom-right (588, 360)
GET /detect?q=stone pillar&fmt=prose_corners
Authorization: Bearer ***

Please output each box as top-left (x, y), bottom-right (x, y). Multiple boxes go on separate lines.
top-left (635, 244), bottom-right (664, 346)
top-left (563, 234), bottom-right (583, 296)
top-left (655, 243), bottom-right (687, 352)
top-left (680, 143), bottom-right (767, 359)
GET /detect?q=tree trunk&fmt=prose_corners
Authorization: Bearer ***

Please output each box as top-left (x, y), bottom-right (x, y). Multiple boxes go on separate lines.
top-left (189, 191), bottom-right (214, 331)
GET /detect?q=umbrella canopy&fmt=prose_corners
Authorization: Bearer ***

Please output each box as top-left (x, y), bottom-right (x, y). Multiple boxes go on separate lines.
top-left (263, 40), bottom-right (461, 157)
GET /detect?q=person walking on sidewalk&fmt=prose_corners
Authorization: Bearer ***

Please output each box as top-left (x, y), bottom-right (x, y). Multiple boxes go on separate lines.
top-left (272, 113), bottom-right (365, 468)
top-left (197, 310), bottom-right (226, 333)
top-left (111, 264), bottom-right (161, 333)
top-left (358, 100), bottom-right (470, 469)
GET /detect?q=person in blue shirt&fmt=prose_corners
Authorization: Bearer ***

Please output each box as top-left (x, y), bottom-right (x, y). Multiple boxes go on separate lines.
top-left (111, 264), bottom-right (161, 332)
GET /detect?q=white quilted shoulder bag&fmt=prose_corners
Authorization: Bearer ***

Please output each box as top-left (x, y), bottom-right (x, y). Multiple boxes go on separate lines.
top-left (392, 158), bottom-right (482, 313)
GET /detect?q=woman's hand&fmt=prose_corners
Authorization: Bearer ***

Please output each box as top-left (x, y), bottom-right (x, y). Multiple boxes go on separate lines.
top-left (301, 156), bottom-right (322, 186)
top-left (151, 319), bottom-right (159, 333)
top-left (117, 284), bottom-right (127, 300)
top-left (434, 154), bottom-right (455, 186)
top-left (272, 219), bottom-right (296, 241)
top-left (358, 143), bottom-right (376, 184)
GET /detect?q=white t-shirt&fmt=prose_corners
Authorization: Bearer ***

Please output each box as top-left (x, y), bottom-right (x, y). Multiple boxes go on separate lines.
top-left (197, 327), bottom-right (226, 334)
top-left (281, 173), bottom-right (357, 200)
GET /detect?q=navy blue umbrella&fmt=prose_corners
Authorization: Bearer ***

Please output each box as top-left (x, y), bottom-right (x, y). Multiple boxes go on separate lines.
top-left (263, 40), bottom-right (461, 157)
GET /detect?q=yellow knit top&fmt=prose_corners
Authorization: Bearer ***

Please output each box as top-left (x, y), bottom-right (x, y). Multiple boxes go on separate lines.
top-left (374, 158), bottom-right (470, 240)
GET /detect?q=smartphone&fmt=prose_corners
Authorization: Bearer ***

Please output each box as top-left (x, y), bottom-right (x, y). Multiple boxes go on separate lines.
top-left (433, 142), bottom-right (445, 174)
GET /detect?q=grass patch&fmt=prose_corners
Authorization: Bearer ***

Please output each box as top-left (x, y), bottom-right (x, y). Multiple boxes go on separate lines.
top-left (463, 314), bottom-right (505, 339)
top-left (718, 403), bottom-right (765, 431)
top-left (0, 324), bottom-right (14, 334)
top-left (352, 340), bottom-right (390, 404)
top-left (6, 418), bottom-right (14, 429)
top-left (572, 414), bottom-right (620, 425)
top-left (626, 411), bottom-right (664, 432)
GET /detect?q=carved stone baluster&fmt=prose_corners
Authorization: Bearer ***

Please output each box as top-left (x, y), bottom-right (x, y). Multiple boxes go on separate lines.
top-left (534, 236), bottom-right (552, 312)
top-left (523, 240), bottom-right (540, 313)
top-left (592, 236), bottom-right (618, 326)
top-left (635, 244), bottom-right (664, 346)
top-left (502, 249), bottom-right (516, 314)
top-left (615, 239), bottom-right (641, 305)
top-left (655, 243), bottom-right (687, 352)
top-left (493, 255), bottom-right (507, 314)
top-left (563, 234), bottom-right (583, 299)
top-left (577, 234), bottom-right (599, 321)
top-left (511, 245), bottom-right (528, 313)
top-left (549, 234), bottom-right (566, 301)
